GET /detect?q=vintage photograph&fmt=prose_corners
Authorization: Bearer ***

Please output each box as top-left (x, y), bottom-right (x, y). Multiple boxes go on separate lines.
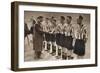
top-left (24, 11), bottom-right (90, 61)
top-left (11, 2), bottom-right (97, 71)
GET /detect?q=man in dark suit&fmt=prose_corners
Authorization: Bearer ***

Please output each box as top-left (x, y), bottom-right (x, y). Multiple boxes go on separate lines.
top-left (33, 16), bottom-right (44, 59)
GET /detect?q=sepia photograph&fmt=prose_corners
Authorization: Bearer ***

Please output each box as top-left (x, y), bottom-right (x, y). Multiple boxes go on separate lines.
top-left (11, 2), bottom-right (97, 71)
top-left (24, 11), bottom-right (90, 61)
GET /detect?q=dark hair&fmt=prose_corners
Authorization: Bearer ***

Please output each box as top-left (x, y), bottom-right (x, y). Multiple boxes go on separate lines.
top-left (46, 18), bottom-right (49, 20)
top-left (51, 16), bottom-right (54, 19)
top-left (37, 16), bottom-right (43, 19)
top-left (53, 19), bottom-right (56, 22)
top-left (67, 16), bottom-right (72, 19)
top-left (79, 15), bottom-right (83, 20)
top-left (32, 20), bottom-right (36, 24)
top-left (60, 16), bottom-right (65, 20)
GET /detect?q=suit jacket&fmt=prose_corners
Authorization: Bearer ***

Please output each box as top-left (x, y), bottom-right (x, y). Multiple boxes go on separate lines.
top-left (33, 23), bottom-right (43, 52)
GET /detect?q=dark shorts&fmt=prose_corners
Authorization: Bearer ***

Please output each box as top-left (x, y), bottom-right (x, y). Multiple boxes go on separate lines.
top-left (74, 39), bottom-right (85, 56)
top-left (56, 33), bottom-right (64, 47)
top-left (56, 33), bottom-right (60, 45)
top-left (64, 36), bottom-right (73, 50)
top-left (45, 32), bottom-right (50, 42)
top-left (50, 33), bottom-right (56, 42)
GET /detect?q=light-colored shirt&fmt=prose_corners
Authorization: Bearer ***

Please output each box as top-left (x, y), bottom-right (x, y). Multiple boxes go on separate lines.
top-left (73, 24), bottom-right (87, 39)
top-left (42, 21), bottom-right (52, 33)
top-left (55, 23), bottom-right (66, 34)
top-left (63, 23), bottom-right (74, 36)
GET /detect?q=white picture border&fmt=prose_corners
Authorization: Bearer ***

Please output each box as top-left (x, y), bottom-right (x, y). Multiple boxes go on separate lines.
top-left (18, 5), bottom-right (96, 68)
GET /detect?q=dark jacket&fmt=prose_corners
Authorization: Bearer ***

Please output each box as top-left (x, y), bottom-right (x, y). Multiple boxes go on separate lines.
top-left (33, 23), bottom-right (43, 52)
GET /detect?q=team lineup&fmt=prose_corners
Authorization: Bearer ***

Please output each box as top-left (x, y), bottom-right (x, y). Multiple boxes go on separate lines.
top-left (24, 12), bottom-right (89, 61)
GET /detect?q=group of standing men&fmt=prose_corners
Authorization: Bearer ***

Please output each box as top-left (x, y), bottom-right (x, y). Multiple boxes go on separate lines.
top-left (24, 15), bottom-right (88, 60)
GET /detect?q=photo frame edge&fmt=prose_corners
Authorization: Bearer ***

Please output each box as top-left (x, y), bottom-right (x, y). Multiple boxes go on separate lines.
top-left (11, 1), bottom-right (98, 71)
